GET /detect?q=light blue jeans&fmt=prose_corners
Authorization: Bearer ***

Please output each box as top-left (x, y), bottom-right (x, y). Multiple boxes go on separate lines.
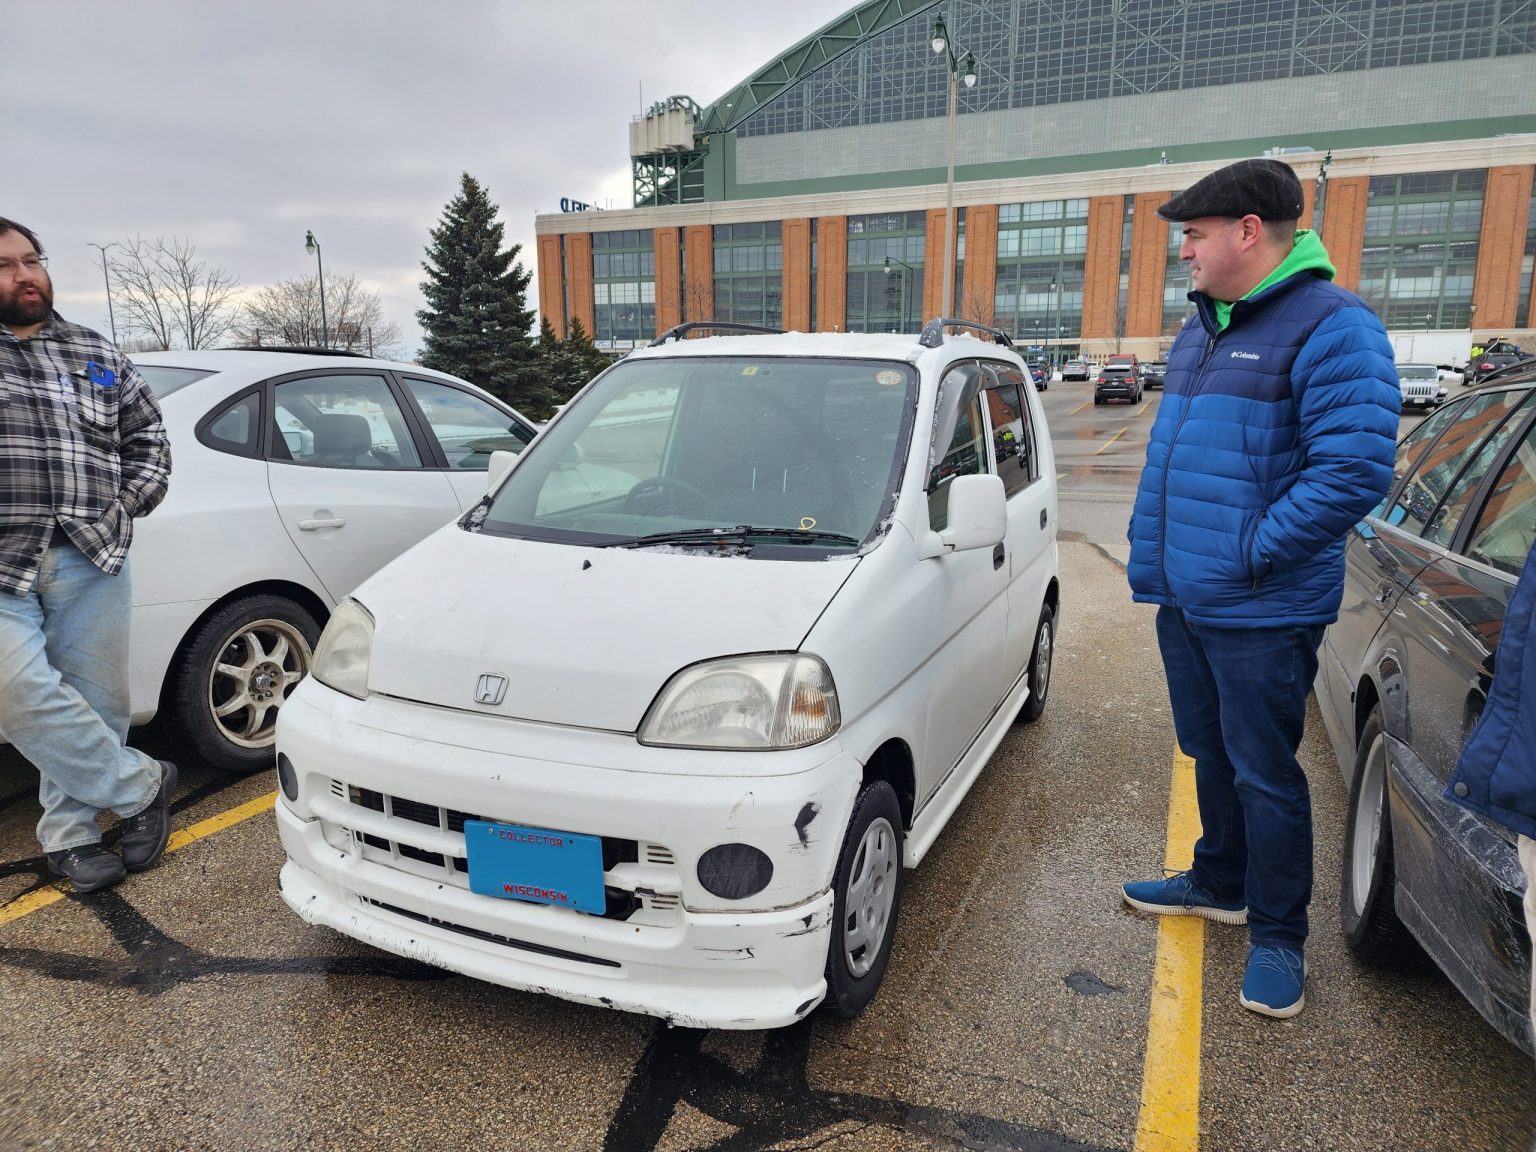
top-left (0, 538), bottom-right (161, 853)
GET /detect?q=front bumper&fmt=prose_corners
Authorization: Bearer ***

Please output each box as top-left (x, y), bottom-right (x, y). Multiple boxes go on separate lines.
top-left (275, 685), bottom-right (860, 1029)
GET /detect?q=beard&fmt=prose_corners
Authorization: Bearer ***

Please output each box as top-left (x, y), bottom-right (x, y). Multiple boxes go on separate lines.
top-left (0, 279), bottom-right (53, 327)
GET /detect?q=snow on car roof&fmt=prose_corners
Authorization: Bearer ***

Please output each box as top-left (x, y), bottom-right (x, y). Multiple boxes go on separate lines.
top-left (623, 330), bottom-right (1014, 364)
top-left (129, 349), bottom-right (424, 373)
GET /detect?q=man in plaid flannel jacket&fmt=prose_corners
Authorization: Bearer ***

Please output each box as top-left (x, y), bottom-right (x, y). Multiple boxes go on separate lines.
top-left (0, 218), bottom-right (177, 893)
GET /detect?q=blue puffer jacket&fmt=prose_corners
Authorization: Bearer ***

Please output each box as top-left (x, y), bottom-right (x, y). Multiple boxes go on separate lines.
top-left (1446, 545), bottom-right (1536, 841)
top-left (1127, 270), bottom-right (1401, 627)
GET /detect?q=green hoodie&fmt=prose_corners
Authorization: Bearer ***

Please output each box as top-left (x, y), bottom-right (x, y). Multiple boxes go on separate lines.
top-left (1213, 229), bottom-right (1336, 331)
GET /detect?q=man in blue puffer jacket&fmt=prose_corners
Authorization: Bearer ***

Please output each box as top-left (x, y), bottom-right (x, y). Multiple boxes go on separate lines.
top-left (1445, 541), bottom-right (1536, 1047)
top-left (1120, 159), bottom-right (1401, 1019)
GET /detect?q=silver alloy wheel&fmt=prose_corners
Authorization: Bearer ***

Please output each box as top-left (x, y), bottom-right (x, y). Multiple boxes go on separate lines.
top-left (842, 815), bottom-right (899, 977)
top-left (207, 618), bottom-right (313, 750)
top-left (1033, 617), bottom-right (1053, 701)
top-left (1350, 730), bottom-right (1388, 917)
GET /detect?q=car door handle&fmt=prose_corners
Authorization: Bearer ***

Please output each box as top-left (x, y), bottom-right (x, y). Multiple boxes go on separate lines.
top-left (993, 544), bottom-right (1006, 570)
top-left (298, 517), bottom-right (347, 531)
top-left (1372, 581), bottom-right (1394, 607)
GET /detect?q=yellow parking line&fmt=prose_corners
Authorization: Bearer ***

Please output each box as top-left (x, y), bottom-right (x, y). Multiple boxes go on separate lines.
top-left (1094, 428), bottom-right (1127, 455)
top-left (0, 791), bottom-right (276, 928)
top-left (1136, 400), bottom-right (1154, 417)
top-left (1134, 747), bottom-right (1204, 1152)
top-left (1069, 399), bottom-right (1095, 414)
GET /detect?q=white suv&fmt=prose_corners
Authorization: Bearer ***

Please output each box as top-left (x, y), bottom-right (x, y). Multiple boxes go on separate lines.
top-left (274, 321), bottom-right (1061, 1028)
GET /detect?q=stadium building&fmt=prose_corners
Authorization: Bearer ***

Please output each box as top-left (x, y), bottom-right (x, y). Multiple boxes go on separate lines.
top-left (535, 0), bottom-right (1536, 362)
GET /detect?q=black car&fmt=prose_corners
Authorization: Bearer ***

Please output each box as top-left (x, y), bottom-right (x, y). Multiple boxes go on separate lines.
top-left (1093, 362), bottom-right (1142, 405)
top-left (1315, 369), bottom-right (1536, 1055)
top-left (1139, 361), bottom-right (1168, 389)
top-left (1470, 340), bottom-right (1532, 385)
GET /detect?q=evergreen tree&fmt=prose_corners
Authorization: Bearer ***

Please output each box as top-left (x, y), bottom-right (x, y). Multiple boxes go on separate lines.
top-left (526, 315), bottom-right (614, 421)
top-left (418, 173), bottom-right (536, 406)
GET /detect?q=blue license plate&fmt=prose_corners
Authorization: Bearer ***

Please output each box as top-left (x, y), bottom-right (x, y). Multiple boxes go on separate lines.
top-left (464, 820), bottom-right (606, 914)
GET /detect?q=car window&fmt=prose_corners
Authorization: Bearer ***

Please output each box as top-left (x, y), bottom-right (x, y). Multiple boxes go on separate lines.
top-left (269, 374), bottom-right (422, 470)
top-left (1386, 390), bottom-right (1533, 534)
top-left (1465, 423), bottom-right (1536, 576)
top-left (1421, 409), bottom-right (1531, 548)
top-left (983, 367), bottom-right (1037, 497)
top-left (133, 364), bottom-right (216, 398)
top-left (403, 377), bottom-right (532, 471)
top-left (928, 364), bottom-right (990, 533)
top-left (200, 391), bottom-right (260, 456)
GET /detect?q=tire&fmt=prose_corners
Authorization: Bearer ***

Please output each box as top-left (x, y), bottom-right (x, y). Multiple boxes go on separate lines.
top-left (824, 780), bottom-right (904, 1019)
top-left (166, 594), bottom-right (321, 773)
top-left (1340, 705), bottom-right (1417, 966)
top-left (1093, 396), bottom-right (1104, 406)
top-left (1017, 603), bottom-right (1055, 724)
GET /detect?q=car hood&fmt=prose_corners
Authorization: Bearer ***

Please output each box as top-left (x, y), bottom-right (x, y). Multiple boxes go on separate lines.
top-left (356, 526), bottom-right (859, 731)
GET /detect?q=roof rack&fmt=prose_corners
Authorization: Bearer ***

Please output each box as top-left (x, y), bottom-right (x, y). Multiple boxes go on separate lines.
top-left (648, 321), bottom-right (785, 347)
top-left (222, 345), bottom-right (369, 358)
top-left (918, 317), bottom-right (1016, 350)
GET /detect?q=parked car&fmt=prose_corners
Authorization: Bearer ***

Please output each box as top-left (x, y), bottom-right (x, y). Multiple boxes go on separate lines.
top-left (1094, 361), bottom-right (1143, 405)
top-left (1470, 340), bottom-right (1532, 385)
top-left (70, 349), bottom-right (581, 773)
top-left (1138, 360), bottom-right (1167, 389)
top-left (1315, 369), bottom-right (1536, 1055)
top-left (275, 322), bottom-right (1062, 1029)
top-left (1025, 359), bottom-right (1049, 390)
top-left (1395, 362), bottom-right (1449, 408)
top-left (1062, 358), bottom-right (1090, 381)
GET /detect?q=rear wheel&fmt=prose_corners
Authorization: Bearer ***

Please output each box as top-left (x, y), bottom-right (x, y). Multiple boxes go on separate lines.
top-left (1017, 603), bottom-right (1055, 724)
top-left (823, 780), bottom-right (903, 1019)
top-left (166, 594), bottom-right (320, 773)
top-left (1340, 704), bottom-right (1417, 966)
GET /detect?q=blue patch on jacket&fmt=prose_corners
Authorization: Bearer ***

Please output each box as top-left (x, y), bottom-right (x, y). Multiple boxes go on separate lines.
top-left (1126, 271), bottom-right (1401, 627)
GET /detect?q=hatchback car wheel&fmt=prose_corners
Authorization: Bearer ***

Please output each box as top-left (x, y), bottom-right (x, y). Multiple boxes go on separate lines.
top-left (824, 779), bottom-right (903, 1018)
top-left (1340, 704), bottom-right (1416, 966)
top-left (167, 594), bottom-right (320, 773)
top-left (1017, 603), bottom-right (1055, 724)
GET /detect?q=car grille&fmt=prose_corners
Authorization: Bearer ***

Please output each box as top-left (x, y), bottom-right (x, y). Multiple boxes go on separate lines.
top-left (326, 780), bottom-right (682, 922)
top-left (1402, 382), bottom-right (1437, 400)
top-left (361, 898), bottom-right (622, 967)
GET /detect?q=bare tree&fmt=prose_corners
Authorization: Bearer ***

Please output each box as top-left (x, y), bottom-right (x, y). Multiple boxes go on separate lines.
top-left (233, 273), bottom-right (403, 358)
top-left (108, 236), bottom-right (239, 350)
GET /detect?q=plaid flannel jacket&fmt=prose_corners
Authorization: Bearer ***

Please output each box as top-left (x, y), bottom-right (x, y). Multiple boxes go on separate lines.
top-left (0, 314), bottom-right (171, 595)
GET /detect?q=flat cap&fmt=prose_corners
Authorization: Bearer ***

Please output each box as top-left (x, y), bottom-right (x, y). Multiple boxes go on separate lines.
top-left (1158, 158), bottom-right (1305, 223)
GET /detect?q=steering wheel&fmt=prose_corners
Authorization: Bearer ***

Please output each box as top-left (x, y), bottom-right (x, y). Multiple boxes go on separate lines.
top-left (625, 476), bottom-right (720, 517)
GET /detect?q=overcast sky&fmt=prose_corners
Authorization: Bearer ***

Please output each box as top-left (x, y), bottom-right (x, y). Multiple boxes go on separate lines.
top-left (5, 1), bottom-right (842, 357)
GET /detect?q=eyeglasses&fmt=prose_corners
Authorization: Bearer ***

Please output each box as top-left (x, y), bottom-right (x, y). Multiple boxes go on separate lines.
top-left (0, 255), bottom-right (48, 278)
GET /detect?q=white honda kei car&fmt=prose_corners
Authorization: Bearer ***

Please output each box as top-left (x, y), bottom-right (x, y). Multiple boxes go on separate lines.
top-left (275, 322), bottom-right (1060, 1029)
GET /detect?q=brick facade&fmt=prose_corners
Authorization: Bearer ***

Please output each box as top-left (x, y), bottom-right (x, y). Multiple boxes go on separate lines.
top-left (782, 218), bottom-right (812, 332)
top-left (816, 216), bottom-right (848, 332)
top-left (566, 232), bottom-right (595, 338)
top-left (653, 227), bottom-right (681, 335)
top-left (683, 224), bottom-right (713, 324)
top-left (1318, 175), bottom-right (1369, 292)
top-left (536, 234), bottom-right (565, 339)
top-left (1081, 196), bottom-right (1124, 340)
top-left (961, 204), bottom-right (999, 326)
top-left (1127, 192), bottom-right (1172, 337)
top-left (1472, 165), bottom-right (1535, 329)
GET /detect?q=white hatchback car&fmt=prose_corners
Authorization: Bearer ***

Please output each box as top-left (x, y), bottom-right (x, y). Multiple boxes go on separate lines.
top-left (93, 349), bottom-right (550, 772)
top-left (275, 322), bottom-right (1061, 1028)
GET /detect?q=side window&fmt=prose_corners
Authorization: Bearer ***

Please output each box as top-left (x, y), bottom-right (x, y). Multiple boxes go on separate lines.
top-left (269, 374), bottom-right (422, 470)
top-left (1465, 424), bottom-right (1536, 576)
top-left (199, 391), bottom-right (260, 457)
top-left (1422, 411), bottom-right (1531, 548)
top-left (983, 365), bottom-right (1037, 496)
top-left (1388, 390), bottom-right (1534, 535)
top-left (927, 369), bottom-right (989, 533)
top-left (403, 378), bottom-right (533, 471)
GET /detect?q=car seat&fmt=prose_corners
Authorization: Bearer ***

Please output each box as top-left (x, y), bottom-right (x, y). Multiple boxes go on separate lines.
top-left (310, 412), bottom-right (377, 467)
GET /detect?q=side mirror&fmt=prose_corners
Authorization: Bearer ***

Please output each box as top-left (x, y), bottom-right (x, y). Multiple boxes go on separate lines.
top-left (487, 450), bottom-right (518, 492)
top-left (917, 474), bottom-right (1007, 558)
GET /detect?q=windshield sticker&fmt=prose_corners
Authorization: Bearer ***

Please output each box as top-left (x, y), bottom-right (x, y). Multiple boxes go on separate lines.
top-left (875, 370), bottom-right (903, 387)
top-left (741, 365), bottom-right (760, 376)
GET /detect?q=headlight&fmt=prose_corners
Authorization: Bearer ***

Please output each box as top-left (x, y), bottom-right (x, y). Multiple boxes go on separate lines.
top-left (639, 654), bottom-right (839, 750)
top-left (311, 598), bottom-right (374, 700)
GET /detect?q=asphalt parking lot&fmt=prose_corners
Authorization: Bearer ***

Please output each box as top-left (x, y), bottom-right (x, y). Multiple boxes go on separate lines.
top-left (1, 377), bottom-right (1532, 1151)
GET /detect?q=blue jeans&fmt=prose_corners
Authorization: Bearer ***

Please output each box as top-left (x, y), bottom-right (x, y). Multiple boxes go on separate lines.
top-left (0, 539), bottom-right (161, 853)
top-left (1156, 606), bottom-right (1324, 948)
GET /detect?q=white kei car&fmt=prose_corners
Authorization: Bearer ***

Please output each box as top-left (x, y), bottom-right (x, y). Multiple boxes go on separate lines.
top-left (94, 349), bottom-right (566, 772)
top-left (275, 322), bottom-right (1061, 1028)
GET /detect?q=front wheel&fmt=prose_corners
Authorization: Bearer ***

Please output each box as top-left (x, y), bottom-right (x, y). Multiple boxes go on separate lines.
top-left (1017, 603), bottom-right (1055, 724)
top-left (823, 780), bottom-right (904, 1019)
top-left (1340, 705), bottom-right (1417, 966)
top-left (166, 594), bottom-right (320, 773)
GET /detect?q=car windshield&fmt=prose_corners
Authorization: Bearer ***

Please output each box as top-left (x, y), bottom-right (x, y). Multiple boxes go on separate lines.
top-left (474, 355), bottom-right (916, 555)
top-left (132, 364), bottom-right (216, 398)
top-left (1398, 365), bottom-right (1438, 381)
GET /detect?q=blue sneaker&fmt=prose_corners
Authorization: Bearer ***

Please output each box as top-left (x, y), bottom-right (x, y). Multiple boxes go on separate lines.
top-left (1122, 870), bottom-right (1247, 925)
top-left (1240, 945), bottom-right (1306, 1019)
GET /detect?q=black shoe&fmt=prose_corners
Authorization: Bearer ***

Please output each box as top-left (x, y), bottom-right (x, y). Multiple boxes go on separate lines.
top-left (47, 845), bottom-right (127, 893)
top-left (120, 760), bottom-right (178, 872)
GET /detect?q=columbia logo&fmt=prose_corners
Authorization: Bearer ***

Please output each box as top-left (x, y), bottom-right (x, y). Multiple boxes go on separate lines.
top-left (1230, 351), bottom-right (1260, 361)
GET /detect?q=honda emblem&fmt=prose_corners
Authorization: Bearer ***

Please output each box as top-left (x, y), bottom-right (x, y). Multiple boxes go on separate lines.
top-left (474, 674), bottom-right (508, 706)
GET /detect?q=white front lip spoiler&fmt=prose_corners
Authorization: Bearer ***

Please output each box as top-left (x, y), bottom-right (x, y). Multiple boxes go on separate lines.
top-left (277, 804), bottom-right (835, 1030)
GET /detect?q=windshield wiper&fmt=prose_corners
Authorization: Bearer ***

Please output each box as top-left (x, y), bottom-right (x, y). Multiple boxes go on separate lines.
top-left (608, 525), bottom-right (861, 549)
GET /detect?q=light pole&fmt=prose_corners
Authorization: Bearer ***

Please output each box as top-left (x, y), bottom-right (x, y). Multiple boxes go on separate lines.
top-left (87, 241), bottom-right (117, 343)
top-left (883, 256), bottom-right (916, 332)
top-left (304, 230), bottom-right (328, 348)
top-left (931, 16), bottom-right (976, 320)
top-left (1313, 149), bottom-right (1333, 237)
top-left (1048, 276), bottom-right (1062, 365)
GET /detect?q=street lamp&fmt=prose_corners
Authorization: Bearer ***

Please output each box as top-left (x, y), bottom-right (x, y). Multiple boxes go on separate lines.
top-left (304, 229), bottom-right (328, 348)
top-left (86, 241), bottom-right (117, 343)
top-left (1048, 277), bottom-right (1062, 365)
top-left (882, 256), bottom-right (917, 331)
top-left (1313, 149), bottom-right (1333, 237)
top-left (931, 15), bottom-right (977, 320)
